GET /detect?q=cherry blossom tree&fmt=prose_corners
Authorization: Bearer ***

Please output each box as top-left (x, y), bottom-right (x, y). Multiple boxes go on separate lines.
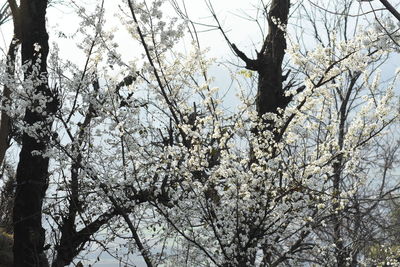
top-left (1, 0), bottom-right (400, 266)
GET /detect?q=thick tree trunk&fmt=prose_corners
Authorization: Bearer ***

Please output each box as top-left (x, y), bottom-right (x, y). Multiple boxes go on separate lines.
top-left (231, 0), bottom-right (290, 143)
top-left (12, 1), bottom-right (55, 266)
top-left (229, 0), bottom-right (291, 264)
top-left (256, 0), bottom-right (290, 119)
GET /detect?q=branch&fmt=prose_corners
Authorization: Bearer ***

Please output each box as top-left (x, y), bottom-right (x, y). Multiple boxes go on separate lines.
top-left (0, 39), bottom-right (18, 167)
top-left (205, 0), bottom-right (258, 71)
top-left (52, 210), bottom-right (117, 267)
top-left (0, 2), bottom-right (11, 25)
top-left (7, 0), bottom-right (17, 20)
top-left (7, 0), bottom-right (20, 40)
top-left (231, 43), bottom-right (259, 70)
top-left (378, 0), bottom-right (400, 22)
top-left (74, 211), bottom-right (116, 246)
top-left (127, 0), bottom-right (190, 148)
top-left (109, 196), bottom-right (154, 267)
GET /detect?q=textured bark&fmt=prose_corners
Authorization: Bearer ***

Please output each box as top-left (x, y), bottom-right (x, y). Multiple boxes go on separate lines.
top-left (230, 1), bottom-right (292, 180)
top-left (256, 0), bottom-right (290, 118)
top-left (12, 0), bottom-right (55, 266)
top-left (231, 0), bottom-right (290, 141)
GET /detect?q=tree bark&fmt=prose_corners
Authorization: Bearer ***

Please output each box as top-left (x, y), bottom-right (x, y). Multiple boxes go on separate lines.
top-left (231, 0), bottom-right (290, 147)
top-left (13, 0), bottom-right (56, 266)
top-left (231, 0), bottom-right (290, 120)
top-left (256, 0), bottom-right (290, 119)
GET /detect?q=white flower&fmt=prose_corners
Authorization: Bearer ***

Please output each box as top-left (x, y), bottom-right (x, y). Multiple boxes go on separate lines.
top-left (34, 43), bottom-right (41, 52)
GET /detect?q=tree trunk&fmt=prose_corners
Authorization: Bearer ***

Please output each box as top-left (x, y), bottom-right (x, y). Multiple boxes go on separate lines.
top-left (231, 0), bottom-right (290, 148)
top-left (230, 0), bottom-right (291, 263)
top-left (13, 0), bottom-right (55, 266)
top-left (256, 0), bottom-right (290, 119)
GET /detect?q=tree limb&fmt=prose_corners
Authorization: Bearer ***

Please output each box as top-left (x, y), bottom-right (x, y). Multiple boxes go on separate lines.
top-left (378, 0), bottom-right (400, 22)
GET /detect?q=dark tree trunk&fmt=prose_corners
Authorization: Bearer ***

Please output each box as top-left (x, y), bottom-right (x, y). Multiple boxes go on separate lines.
top-left (12, 1), bottom-right (55, 266)
top-left (231, 0), bottom-right (291, 144)
top-left (232, 0), bottom-right (290, 119)
top-left (228, 0), bottom-right (291, 264)
top-left (256, 0), bottom-right (290, 119)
